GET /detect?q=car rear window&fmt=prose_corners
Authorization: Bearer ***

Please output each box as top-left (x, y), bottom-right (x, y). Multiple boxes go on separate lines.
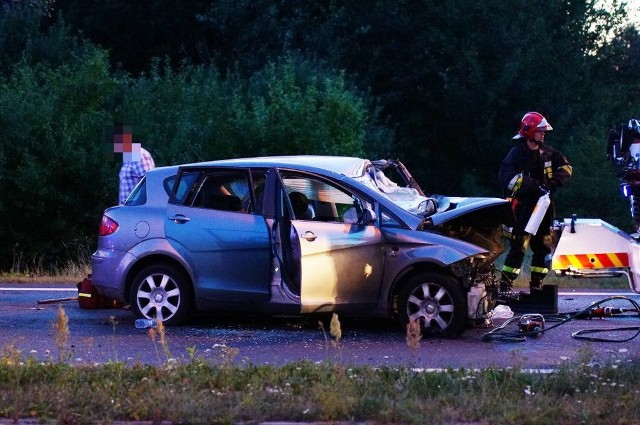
top-left (124, 177), bottom-right (147, 206)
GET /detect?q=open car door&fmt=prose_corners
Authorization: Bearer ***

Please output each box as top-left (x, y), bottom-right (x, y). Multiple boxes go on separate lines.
top-left (276, 170), bottom-right (386, 313)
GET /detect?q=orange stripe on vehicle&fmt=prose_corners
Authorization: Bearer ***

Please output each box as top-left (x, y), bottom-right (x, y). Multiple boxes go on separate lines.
top-left (552, 253), bottom-right (629, 269)
top-left (597, 254), bottom-right (615, 268)
top-left (552, 254), bottom-right (582, 269)
top-left (606, 252), bottom-right (628, 267)
top-left (576, 254), bottom-right (593, 268)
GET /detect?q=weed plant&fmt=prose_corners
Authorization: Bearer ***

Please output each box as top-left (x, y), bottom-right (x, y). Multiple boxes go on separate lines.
top-left (0, 306), bottom-right (639, 424)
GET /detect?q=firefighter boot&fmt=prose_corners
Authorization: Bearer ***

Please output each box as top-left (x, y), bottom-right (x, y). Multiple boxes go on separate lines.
top-left (529, 276), bottom-right (544, 291)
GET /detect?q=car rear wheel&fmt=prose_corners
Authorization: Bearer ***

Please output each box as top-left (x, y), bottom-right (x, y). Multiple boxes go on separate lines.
top-left (398, 272), bottom-right (467, 336)
top-left (129, 264), bottom-right (193, 326)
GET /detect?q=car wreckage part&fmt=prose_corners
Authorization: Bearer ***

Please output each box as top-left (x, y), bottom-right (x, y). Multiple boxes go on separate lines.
top-left (130, 264), bottom-right (193, 326)
top-left (467, 283), bottom-right (488, 321)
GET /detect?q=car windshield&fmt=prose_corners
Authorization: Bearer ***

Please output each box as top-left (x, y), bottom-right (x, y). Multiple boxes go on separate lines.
top-left (353, 159), bottom-right (437, 216)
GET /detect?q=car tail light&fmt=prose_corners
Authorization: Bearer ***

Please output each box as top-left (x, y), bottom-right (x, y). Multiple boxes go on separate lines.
top-left (99, 215), bottom-right (119, 236)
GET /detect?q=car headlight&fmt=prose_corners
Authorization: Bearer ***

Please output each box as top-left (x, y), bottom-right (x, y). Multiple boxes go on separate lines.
top-left (449, 257), bottom-right (474, 278)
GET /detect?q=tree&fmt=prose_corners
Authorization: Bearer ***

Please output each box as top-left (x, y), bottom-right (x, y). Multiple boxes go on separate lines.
top-left (0, 47), bottom-right (121, 269)
top-left (49, 0), bottom-right (214, 74)
top-left (118, 55), bottom-right (378, 164)
top-left (2, 0), bottom-right (640, 270)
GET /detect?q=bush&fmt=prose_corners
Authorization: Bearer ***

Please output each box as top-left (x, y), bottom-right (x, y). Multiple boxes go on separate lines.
top-left (119, 55), bottom-right (378, 165)
top-left (0, 47), bottom-right (121, 271)
top-left (0, 50), bottom-right (387, 271)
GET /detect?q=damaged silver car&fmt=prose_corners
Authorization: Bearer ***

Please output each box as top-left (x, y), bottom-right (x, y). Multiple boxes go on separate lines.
top-left (91, 156), bottom-right (514, 336)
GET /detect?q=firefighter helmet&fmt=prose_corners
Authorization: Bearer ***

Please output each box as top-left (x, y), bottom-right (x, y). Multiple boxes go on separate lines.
top-left (513, 112), bottom-right (553, 139)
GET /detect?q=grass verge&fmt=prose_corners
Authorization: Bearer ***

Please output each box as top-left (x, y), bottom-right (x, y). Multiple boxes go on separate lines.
top-left (0, 307), bottom-right (639, 424)
top-left (0, 354), bottom-right (638, 424)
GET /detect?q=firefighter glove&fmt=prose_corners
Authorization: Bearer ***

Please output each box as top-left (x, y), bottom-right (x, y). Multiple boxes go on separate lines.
top-left (548, 179), bottom-right (560, 192)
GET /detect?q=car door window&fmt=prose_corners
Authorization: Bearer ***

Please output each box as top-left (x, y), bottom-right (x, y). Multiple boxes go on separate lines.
top-left (246, 171), bottom-right (267, 214)
top-left (168, 170), bottom-right (200, 204)
top-left (280, 172), bottom-right (371, 222)
top-left (177, 170), bottom-right (266, 214)
top-left (124, 176), bottom-right (147, 206)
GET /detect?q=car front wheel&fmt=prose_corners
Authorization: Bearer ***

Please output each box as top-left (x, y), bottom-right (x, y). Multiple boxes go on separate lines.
top-left (398, 272), bottom-right (467, 336)
top-left (129, 264), bottom-right (193, 326)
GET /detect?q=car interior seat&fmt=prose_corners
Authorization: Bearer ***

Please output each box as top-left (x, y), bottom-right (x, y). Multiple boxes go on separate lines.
top-left (288, 191), bottom-right (314, 220)
top-left (204, 194), bottom-right (242, 211)
top-left (197, 179), bottom-right (243, 212)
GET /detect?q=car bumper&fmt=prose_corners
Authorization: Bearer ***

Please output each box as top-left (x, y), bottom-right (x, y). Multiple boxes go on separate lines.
top-left (91, 248), bottom-right (136, 302)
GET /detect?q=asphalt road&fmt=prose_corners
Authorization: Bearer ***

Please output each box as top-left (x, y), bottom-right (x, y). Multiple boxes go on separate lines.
top-left (2, 283), bottom-right (640, 370)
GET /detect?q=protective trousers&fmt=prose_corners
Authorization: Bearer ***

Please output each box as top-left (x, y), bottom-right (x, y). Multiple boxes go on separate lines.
top-left (501, 205), bottom-right (554, 288)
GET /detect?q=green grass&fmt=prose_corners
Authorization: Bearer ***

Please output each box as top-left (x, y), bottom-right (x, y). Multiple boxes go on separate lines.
top-left (0, 268), bottom-right (90, 284)
top-left (1, 307), bottom-right (639, 424)
top-left (1, 350), bottom-right (638, 424)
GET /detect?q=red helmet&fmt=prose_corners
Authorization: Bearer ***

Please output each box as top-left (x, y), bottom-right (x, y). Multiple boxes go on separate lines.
top-left (513, 112), bottom-right (553, 139)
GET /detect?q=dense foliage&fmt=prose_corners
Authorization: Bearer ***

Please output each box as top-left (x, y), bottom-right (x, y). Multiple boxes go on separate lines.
top-left (0, 0), bottom-right (638, 271)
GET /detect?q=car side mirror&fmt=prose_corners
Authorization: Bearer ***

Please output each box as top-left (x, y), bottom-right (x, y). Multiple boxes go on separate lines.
top-left (344, 206), bottom-right (376, 225)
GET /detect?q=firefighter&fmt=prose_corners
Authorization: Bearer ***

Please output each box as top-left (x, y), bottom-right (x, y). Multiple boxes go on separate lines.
top-left (498, 112), bottom-right (573, 291)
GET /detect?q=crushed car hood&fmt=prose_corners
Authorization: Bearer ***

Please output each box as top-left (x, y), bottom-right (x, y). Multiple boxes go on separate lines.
top-left (426, 195), bottom-right (515, 227)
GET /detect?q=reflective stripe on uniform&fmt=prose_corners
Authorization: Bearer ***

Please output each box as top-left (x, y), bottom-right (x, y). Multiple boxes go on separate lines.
top-left (530, 266), bottom-right (548, 274)
top-left (507, 174), bottom-right (523, 193)
top-left (544, 160), bottom-right (552, 178)
top-left (501, 265), bottom-right (520, 275)
top-left (559, 164), bottom-right (573, 176)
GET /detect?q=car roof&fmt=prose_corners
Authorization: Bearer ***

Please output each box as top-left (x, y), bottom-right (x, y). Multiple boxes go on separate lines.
top-left (144, 156), bottom-right (424, 229)
top-left (179, 155), bottom-right (369, 178)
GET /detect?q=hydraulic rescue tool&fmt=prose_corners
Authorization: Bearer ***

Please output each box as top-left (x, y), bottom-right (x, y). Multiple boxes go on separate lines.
top-left (518, 313), bottom-right (545, 334)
